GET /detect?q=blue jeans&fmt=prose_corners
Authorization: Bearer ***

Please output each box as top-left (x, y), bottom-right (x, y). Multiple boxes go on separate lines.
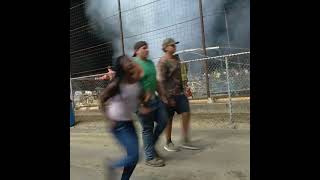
top-left (111, 121), bottom-right (139, 180)
top-left (138, 98), bottom-right (168, 161)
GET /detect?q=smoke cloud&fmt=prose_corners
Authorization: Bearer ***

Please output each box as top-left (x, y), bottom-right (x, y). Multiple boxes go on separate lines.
top-left (85, 0), bottom-right (250, 61)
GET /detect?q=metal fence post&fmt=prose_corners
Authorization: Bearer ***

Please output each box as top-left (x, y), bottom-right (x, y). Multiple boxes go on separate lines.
top-left (70, 75), bottom-right (74, 110)
top-left (198, 0), bottom-right (211, 101)
top-left (224, 6), bottom-right (231, 49)
top-left (117, 0), bottom-right (125, 55)
top-left (225, 56), bottom-right (233, 124)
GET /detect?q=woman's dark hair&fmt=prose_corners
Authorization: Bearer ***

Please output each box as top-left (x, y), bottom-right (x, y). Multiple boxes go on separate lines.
top-left (99, 55), bottom-right (129, 107)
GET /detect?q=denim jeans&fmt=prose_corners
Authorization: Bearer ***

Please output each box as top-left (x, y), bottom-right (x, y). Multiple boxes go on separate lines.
top-left (111, 121), bottom-right (139, 180)
top-left (138, 98), bottom-right (168, 160)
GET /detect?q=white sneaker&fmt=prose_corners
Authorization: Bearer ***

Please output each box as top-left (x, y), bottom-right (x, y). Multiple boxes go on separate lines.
top-left (164, 142), bottom-right (180, 152)
top-left (180, 140), bottom-right (200, 150)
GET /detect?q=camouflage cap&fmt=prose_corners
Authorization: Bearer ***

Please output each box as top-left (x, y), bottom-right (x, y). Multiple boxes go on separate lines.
top-left (162, 38), bottom-right (179, 50)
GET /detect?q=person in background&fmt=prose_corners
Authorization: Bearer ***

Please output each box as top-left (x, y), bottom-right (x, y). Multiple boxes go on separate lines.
top-left (157, 38), bottom-right (200, 152)
top-left (132, 41), bottom-right (168, 167)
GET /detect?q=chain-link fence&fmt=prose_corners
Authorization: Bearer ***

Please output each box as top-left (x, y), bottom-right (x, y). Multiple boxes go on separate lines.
top-left (70, 50), bottom-right (250, 123)
top-left (178, 50), bottom-right (250, 99)
top-left (70, 74), bottom-right (110, 109)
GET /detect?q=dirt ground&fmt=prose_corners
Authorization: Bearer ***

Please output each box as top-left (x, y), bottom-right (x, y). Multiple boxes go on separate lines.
top-left (70, 113), bottom-right (250, 180)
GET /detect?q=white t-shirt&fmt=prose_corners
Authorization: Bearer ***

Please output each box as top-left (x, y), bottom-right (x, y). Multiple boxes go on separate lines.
top-left (105, 82), bottom-right (141, 121)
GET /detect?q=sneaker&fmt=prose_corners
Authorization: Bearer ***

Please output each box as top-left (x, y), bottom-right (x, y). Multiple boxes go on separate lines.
top-left (156, 157), bottom-right (165, 164)
top-left (180, 140), bottom-right (200, 150)
top-left (154, 150), bottom-right (165, 163)
top-left (154, 152), bottom-right (164, 164)
top-left (164, 142), bottom-right (180, 152)
top-left (145, 158), bottom-right (165, 167)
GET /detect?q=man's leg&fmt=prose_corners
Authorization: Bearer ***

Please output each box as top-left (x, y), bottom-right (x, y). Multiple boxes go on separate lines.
top-left (163, 104), bottom-right (180, 152)
top-left (165, 116), bottom-right (173, 144)
top-left (153, 101), bottom-right (168, 145)
top-left (176, 95), bottom-right (200, 150)
top-left (138, 112), bottom-right (155, 161)
top-left (181, 111), bottom-right (191, 142)
top-left (138, 111), bottom-right (165, 167)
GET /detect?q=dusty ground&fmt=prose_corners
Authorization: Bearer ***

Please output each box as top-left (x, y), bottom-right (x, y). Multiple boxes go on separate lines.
top-left (70, 110), bottom-right (250, 180)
